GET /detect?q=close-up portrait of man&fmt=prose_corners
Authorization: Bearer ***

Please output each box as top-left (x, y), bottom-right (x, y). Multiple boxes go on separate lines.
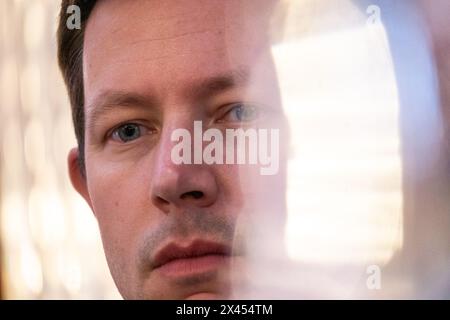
top-left (58, 0), bottom-right (288, 300)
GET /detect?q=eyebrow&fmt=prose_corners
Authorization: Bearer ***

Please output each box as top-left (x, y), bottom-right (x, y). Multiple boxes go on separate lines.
top-left (86, 68), bottom-right (249, 128)
top-left (188, 68), bottom-right (249, 100)
top-left (86, 91), bottom-right (156, 131)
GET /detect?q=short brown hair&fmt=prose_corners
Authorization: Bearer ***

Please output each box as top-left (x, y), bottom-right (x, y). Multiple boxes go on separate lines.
top-left (57, 0), bottom-right (98, 173)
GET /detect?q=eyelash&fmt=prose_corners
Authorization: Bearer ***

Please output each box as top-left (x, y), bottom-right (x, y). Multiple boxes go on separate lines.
top-left (107, 122), bottom-right (154, 144)
top-left (104, 103), bottom-right (262, 143)
top-left (216, 103), bottom-right (261, 123)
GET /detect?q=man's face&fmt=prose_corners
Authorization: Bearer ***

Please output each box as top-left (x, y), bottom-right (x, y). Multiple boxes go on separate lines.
top-left (71, 0), bottom-right (287, 299)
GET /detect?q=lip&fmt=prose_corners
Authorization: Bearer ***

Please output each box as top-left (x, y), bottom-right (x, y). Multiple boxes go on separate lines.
top-left (152, 240), bottom-right (232, 278)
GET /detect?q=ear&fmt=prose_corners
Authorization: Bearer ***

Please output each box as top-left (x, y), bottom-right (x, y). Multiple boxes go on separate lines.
top-left (68, 148), bottom-right (94, 212)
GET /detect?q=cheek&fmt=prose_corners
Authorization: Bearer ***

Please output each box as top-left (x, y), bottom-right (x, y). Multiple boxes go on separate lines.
top-left (213, 164), bottom-right (245, 211)
top-left (85, 159), bottom-right (156, 297)
top-left (88, 164), bottom-right (147, 219)
top-left (214, 164), bottom-right (282, 229)
top-left (86, 151), bottom-right (152, 215)
top-left (85, 158), bottom-right (151, 254)
top-left (226, 162), bottom-right (288, 247)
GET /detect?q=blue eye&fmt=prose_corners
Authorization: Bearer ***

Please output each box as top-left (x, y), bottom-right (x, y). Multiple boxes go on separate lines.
top-left (222, 103), bottom-right (259, 122)
top-left (112, 123), bottom-right (142, 143)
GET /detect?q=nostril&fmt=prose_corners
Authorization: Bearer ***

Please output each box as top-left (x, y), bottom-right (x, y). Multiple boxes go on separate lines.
top-left (181, 190), bottom-right (204, 200)
top-left (155, 196), bottom-right (170, 206)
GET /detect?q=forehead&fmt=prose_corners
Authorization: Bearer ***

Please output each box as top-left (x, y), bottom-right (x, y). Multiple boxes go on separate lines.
top-left (83, 0), bottom-right (276, 99)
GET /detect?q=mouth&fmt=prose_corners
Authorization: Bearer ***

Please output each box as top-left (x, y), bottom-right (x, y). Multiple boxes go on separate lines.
top-left (152, 240), bottom-right (233, 278)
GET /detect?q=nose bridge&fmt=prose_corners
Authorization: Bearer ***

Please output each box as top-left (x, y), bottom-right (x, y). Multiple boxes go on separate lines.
top-left (157, 121), bottom-right (185, 173)
top-left (155, 108), bottom-right (194, 163)
top-left (150, 116), bottom-right (218, 212)
top-left (152, 118), bottom-right (190, 191)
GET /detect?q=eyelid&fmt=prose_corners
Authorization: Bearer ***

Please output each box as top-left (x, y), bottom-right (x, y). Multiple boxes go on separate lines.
top-left (216, 102), bottom-right (261, 123)
top-left (106, 121), bottom-right (155, 143)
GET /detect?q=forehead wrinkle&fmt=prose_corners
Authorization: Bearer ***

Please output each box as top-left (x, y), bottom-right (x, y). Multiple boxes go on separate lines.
top-left (128, 29), bottom-right (214, 47)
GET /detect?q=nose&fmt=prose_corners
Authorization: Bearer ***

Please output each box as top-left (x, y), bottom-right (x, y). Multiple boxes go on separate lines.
top-left (150, 127), bottom-right (219, 213)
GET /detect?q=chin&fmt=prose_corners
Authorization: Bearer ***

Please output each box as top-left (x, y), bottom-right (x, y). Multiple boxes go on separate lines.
top-left (185, 292), bottom-right (226, 300)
